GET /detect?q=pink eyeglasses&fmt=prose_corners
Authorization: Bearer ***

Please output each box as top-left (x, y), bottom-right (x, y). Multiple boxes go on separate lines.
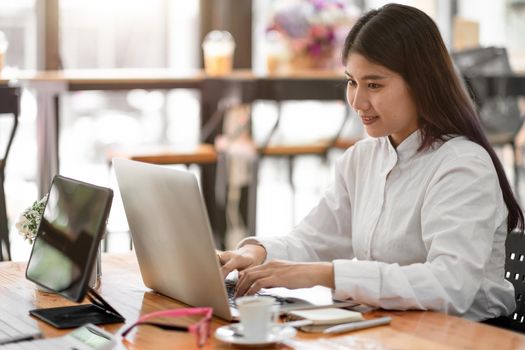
top-left (121, 307), bottom-right (213, 347)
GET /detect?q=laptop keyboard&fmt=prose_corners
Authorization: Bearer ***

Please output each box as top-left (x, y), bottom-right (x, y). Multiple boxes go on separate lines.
top-left (225, 279), bottom-right (302, 307)
top-left (0, 313), bottom-right (42, 345)
top-left (225, 279), bottom-right (237, 306)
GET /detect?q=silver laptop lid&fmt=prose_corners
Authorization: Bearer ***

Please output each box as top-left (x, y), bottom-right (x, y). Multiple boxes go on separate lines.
top-left (113, 158), bottom-right (233, 321)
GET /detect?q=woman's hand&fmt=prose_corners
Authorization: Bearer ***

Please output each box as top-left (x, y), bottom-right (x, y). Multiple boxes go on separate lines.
top-left (218, 244), bottom-right (267, 279)
top-left (234, 260), bottom-right (334, 297)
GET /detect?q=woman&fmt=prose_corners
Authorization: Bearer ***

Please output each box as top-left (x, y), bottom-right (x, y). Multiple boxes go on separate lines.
top-left (219, 3), bottom-right (523, 321)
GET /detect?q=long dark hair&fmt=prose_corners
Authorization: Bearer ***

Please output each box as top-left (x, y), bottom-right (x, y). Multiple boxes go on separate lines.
top-left (342, 3), bottom-right (523, 233)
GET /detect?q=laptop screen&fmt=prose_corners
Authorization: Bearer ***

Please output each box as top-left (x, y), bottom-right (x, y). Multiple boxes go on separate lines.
top-left (26, 175), bottom-right (113, 302)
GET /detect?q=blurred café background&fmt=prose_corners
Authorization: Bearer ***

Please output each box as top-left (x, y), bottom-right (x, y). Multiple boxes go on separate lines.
top-left (0, 0), bottom-right (524, 261)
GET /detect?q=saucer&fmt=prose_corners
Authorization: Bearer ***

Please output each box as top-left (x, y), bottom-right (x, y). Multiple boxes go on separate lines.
top-left (214, 324), bottom-right (297, 346)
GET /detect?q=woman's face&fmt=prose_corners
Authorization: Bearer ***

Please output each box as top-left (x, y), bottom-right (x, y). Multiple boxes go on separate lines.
top-left (345, 53), bottom-right (419, 147)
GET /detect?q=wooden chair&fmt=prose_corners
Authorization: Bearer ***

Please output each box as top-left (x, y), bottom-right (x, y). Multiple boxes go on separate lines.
top-left (241, 78), bottom-right (358, 234)
top-left (0, 86), bottom-right (20, 261)
top-left (105, 143), bottom-right (218, 251)
top-left (248, 102), bottom-right (352, 231)
top-left (104, 143), bottom-right (218, 251)
top-left (102, 97), bottom-right (241, 251)
top-left (104, 95), bottom-right (253, 251)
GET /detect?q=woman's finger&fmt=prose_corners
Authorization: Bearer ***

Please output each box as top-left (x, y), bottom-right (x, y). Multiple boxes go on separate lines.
top-left (245, 276), bottom-right (275, 295)
top-left (218, 250), bottom-right (235, 263)
top-left (235, 261), bottom-right (290, 295)
top-left (219, 251), bottom-right (243, 278)
top-left (220, 260), bottom-right (236, 279)
top-left (235, 268), bottom-right (272, 297)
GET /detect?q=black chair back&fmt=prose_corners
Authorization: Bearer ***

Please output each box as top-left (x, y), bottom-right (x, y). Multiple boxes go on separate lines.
top-left (0, 86), bottom-right (20, 261)
top-left (452, 47), bottom-right (522, 142)
top-left (482, 231), bottom-right (525, 333)
top-left (507, 230), bottom-right (525, 325)
top-left (492, 230), bottom-right (525, 332)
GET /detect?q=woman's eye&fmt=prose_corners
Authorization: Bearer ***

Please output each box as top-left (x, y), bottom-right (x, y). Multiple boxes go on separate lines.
top-left (368, 83), bottom-right (380, 89)
top-left (347, 79), bottom-right (357, 87)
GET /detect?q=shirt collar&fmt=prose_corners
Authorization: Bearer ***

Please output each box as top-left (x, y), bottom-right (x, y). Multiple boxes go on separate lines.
top-left (387, 130), bottom-right (421, 161)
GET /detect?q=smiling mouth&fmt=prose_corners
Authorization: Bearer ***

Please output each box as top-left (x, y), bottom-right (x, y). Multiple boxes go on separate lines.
top-left (361, 116), bottom-right (379, 124)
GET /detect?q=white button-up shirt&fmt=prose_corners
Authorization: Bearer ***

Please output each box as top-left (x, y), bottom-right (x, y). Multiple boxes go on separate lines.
top-left (241, 130), bottom-right (515, 321)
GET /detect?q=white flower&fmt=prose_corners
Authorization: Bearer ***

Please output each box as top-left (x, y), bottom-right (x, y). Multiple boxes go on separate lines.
top-left (15, 195), bottom-right (48, 244)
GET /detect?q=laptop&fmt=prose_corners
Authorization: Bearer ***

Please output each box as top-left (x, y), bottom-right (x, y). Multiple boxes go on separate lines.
top-left (113, 158), bottom-right (357, 321)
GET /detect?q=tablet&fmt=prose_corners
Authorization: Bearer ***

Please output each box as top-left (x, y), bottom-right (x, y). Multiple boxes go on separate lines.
top-left (25, 175), bottom-right (113, 302)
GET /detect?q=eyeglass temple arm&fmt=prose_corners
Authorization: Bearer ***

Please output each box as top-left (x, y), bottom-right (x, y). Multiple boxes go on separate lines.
top-left (121, 307), bottom-right (213, 337)
top-left (135, 307), bottom-right (212, 322)
top-left (121, 321), bottom-right (189, 338)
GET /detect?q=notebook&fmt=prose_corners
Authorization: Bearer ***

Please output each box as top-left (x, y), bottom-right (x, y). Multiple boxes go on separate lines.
top-left (286, 308), bottom-right (364, 333)
top-left (287, 308), bottom-right (364, 325)
top-left (113, 158), bottom-right (358, 321)
top-left (0, 312), bottom-right (41, 345)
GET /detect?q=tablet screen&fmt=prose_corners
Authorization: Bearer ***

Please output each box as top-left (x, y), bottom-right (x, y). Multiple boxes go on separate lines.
top-left (26, 175), bottom-right (113, 302)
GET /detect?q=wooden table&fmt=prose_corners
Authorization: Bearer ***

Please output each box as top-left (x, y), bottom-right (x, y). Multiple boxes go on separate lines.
top-left (15, 68), bottom-right (345, 195)
top-left (12, 69), bottom-right (347, 247)
top-left (1, 253), bottom-right (524, 349)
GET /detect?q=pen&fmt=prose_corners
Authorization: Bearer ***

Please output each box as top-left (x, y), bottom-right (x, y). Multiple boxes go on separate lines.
top-left (323, 316), bottom-right (392, 334)
top-left (0, 333), bottom-right (42, 345)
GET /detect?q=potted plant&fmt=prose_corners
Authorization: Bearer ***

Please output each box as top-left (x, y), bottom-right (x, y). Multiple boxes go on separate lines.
top-left (266, 0), bottom-right (360, 71)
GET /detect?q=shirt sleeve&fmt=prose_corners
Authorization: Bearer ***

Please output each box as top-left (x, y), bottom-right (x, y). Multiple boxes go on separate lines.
top-left (238, 154), bottom-right (355, 262)
top-left (332, 151), bottom-right (508, 316)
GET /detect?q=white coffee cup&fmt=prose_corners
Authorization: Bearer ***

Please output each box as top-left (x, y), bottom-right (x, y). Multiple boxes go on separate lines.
top-left (235, 296), bottom-right (278, 341)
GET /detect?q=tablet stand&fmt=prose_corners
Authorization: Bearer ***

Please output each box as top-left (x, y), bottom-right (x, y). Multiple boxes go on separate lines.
top-left (29, 287), bottom-right (125, 329)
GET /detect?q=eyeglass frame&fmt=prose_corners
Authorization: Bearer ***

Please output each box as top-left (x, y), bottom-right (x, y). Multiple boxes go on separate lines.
top-left (121, 307), bottom-right (213, 347)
